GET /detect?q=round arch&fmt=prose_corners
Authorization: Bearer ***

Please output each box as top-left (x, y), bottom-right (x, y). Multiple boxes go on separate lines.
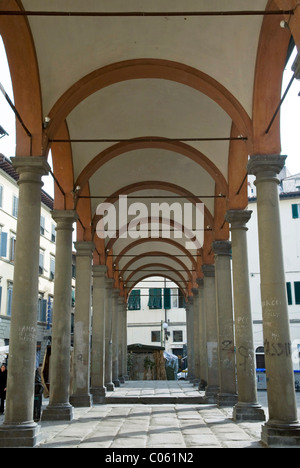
top-left (45, 58), bottom-right (253, 153)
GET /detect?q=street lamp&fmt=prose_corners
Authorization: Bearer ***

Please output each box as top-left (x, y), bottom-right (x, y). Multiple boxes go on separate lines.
top-left (0, 125), bottom-right (8, 139)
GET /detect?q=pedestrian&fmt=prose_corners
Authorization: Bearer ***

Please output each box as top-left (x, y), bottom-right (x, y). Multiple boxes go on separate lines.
top-left (0, 364), bottom-right (7, 414)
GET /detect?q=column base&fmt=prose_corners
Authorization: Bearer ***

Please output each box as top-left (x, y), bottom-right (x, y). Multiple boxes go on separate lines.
top-left (261, 421), bottom-right (300, 447)
top-left (41, 403), bottom-right (74, 421)
top-left (91, 386), bottom-right (107, 404)
top-left (70, 393), bottom-right (93, 408)
top-left (113, 379), bottom-right (121, 388)
top-left (204, 385), bottom-right (219, 403)
top-left (217, 393), bottom-right (238, 408)
top-left (0, 422), bottom-right (41, 448)
top-left (119, 376), bottom-right (125, 384)
top-left (105, 382), bottom-right (115, 392)
top-left (233, 402), bottom-right (266, 422)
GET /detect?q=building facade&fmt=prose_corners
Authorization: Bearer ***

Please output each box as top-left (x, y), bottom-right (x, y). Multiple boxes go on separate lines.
top-left (127, 278), bottom-right (186, 360)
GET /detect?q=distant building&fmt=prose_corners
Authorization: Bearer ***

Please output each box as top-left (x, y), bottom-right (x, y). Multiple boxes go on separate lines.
top-left (127, 277), bottom-right (187, 362)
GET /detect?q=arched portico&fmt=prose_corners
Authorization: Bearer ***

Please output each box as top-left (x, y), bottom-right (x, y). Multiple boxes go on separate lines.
top-left (0, 0), bottom-right (299, 447)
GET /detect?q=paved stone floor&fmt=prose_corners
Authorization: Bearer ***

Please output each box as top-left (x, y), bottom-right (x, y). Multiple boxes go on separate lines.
top-left (30, 382), bottom-right (300, 449)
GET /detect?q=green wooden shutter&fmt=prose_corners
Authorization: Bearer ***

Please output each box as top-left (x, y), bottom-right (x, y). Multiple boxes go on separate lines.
top-left (148, 288), bottom-right (162, 309)
top-left (292, 204), bottom-right (300, 219)
top-left (128, 290), bottom-right (141, 310)
top-left (164, 288), bottom-right (171, 309)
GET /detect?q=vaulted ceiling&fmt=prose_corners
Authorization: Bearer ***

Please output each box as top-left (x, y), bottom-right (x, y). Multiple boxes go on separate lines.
top-left (1, 0), bottom-right (299, 297)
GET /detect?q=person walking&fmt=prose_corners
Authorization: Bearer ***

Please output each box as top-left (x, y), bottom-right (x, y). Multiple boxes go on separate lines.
top-left (0, 365), bottom-right (7, 414)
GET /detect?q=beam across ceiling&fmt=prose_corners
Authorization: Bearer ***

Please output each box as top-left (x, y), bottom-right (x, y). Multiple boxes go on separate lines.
top-left (0, 10), bottom-right (294, 17)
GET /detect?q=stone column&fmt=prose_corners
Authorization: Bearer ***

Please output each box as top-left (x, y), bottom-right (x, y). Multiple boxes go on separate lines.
top-left (187, 297), bottom-right (195, 382)
top-left (112, 289), bottom-right (120, 387)
top-left (248, 154), bottom-right (300, 446)
top-left (118, 296), bottom-right (125, 383)
top-left (105, 278), bottom-right (115, 391)
top-left (192, 288), bottom-right (200, 383)
top-left (197, 278), bottom-right (208, 391)
top-left (42, 210), bottom-right (77, 421)
top-left (70, 241), bottom-right (95, 408)
top-left (212, 241), bottom-right (237, 407)
top-left (0, 157), bottom-right (49, 447)
top-left (202, 264), bottom-right (219, 402)
top-left (90, 265), bottom-right (107, 403)
top-left (123, 302), bottom-right (129, 380)
top-left (226, 210), bottom-right (265, 421)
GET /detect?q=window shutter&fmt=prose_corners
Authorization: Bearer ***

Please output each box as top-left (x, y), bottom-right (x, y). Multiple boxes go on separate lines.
top-left (148, 288), bottom-right (162, 309)
top-left (286, 282), bottom-right (293, 305)
top-left (0, 185), bottom-right (3, 208)
top-left (292, 204), bottom-right (300, 219)
top-left (164, 288), bottom-right (171, 309)
top-left (0, 232), bottom-right (8, 257)
top-left (295, 282), bottom-right (300, 305)
top-left (128, 290), bottom-right (141, 310)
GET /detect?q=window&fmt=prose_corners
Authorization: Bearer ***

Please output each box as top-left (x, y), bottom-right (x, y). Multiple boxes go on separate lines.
top-left (0, 230), bottom-right (7, 258)
top-left (12, 195), bottom-right (18, 218)
top-left (295, 282), bottom-right (300, 305)
top-left (128, 290), bottom-right (141, 310)
top-left (151, 331), bottom-right (161, 343)
top-left (148, 288), bottom-right (162, 309)
top-left (40, 216), bottom-right (45, 235)
top-left (6, 282), bottom-right (13, 316)
top-left (51, 224), bottom-right (56, 243)
top-left (292, 204), bottom-right (300, 219)
top-left (37, 294), bottom-right (47, 322)
top-left (50, 256), bottom-right (55, 280)
top-left (39, 249), bottom-right (44, 275)
top-left (173, 330), bottom-right (183, 342)
top-left (0, 285), bottom-right (2, 313)
top-left (9, 234), bottom-right (16, 262)
top-left (171, 288), bottom-right (179, 308)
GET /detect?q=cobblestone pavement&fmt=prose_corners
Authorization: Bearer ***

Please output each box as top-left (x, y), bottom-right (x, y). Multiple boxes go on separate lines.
top-left (33, 381), bottom-right (300, 449)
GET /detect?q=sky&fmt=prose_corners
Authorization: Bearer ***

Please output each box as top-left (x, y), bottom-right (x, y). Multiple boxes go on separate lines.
top-left (0, 37), bottom-right (299, 199)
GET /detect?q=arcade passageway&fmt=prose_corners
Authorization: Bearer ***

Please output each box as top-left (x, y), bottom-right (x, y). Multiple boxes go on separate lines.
top-left (0, 0), bottom-right (300, 448)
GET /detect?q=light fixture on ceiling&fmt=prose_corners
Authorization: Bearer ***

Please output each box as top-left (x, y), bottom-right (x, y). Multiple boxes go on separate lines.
top-left (0, 125), bottom-right (8, 139)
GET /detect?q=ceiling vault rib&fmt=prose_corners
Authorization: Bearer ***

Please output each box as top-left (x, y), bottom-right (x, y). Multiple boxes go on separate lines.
top-left (49, 137), bottom-right (247, 143)
top-left (0, 10), bottom-right (294, 17)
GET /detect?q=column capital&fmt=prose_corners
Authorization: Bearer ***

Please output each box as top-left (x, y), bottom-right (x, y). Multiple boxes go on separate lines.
top-left (74, 241), bottom-right (95, 258)
top-left (52, 210), bottom-right (78, 230)
top-left (12, 156), bottom-right (50, 177)
top-left (225, 210), bottom-right (252, 231)
top-left (212, 240), bottom-right (231, 256)
top-left (247, 154), bottom-right (286, 183)
top-left (192, 287), bottom-right (199, 297)
top-left (92, 265), bottom-right (107, 278)
top-left (202, 264), bottom-right (215, 277)
top-left (105, 277), bottom-right (115, 290)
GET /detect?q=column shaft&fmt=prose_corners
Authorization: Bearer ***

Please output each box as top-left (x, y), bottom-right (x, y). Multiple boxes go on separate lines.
top-left (202, 264), bottom-right (219, 402)
top-left (0, 157), bottom-right (49, 447)
top-left (197, 278), bottom-right (208, 391)
top-left (226, 210), bottom-right (265, 421)
top-left (42, 210), bottom-right (77, 421)
top-left (248, 154), bottom-right (300, 446)
top-left (91, 265), bottom-right (107, 403)
top-left (105, 278), bottom-right (115, 391)
top-left (112, 289), bottom-right (120, 387)
top-left (212, 241), bottom-right (237, 407)
top-left (70, 241), bottom-right (95, 408)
